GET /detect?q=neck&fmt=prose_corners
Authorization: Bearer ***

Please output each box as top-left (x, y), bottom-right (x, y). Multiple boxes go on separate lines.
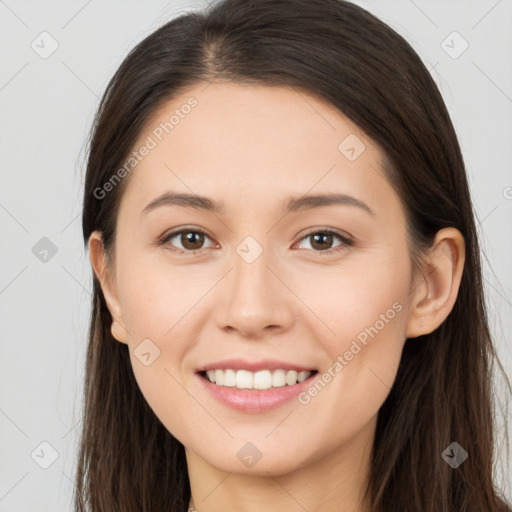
top-left (186, 415), bottom-right (376, 512)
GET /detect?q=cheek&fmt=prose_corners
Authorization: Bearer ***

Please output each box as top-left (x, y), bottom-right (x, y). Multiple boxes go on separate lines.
top-left (297, 248), bottom-right (411, 354)
top-left (114, 250), bottom-right (216, 416)
top-left (115, 246), bottom-right (210, 339)
top-left (294, 250), bottom-right (410, 417)
top-left (128, 356), bottom-right (196, 449)
top-left (116, 261), bottom-right (202, 441)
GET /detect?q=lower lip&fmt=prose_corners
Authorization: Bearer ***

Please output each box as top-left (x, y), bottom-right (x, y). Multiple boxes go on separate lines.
top-left (196, 372), bottom-right (319, 413)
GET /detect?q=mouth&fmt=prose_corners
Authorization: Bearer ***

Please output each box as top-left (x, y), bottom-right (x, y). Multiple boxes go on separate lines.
top-left (197, 368), bottom-right (319, 390)
top-left (194, 359), bottom-right (320, 413)
top-left (195, 365), bottom-right (320, 413)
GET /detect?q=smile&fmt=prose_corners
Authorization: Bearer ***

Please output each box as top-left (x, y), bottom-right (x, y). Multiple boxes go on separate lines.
top-left (201, 368), bottom-right (315, 390)
top-left (196, 367), bottom-right (319, 413)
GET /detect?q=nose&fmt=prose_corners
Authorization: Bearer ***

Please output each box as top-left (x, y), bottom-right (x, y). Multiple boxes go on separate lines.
top-left (215, 243), bottom-right (295, 339)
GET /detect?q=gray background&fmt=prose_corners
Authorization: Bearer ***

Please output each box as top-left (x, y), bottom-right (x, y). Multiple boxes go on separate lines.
top-left (0, 0), bottom-right (511, 510)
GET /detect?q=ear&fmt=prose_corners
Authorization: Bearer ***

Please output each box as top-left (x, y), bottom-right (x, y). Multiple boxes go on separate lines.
top-left (88, 230), bottom-right (129, 344)
top-left (405, 227), bottom-right (465, 338)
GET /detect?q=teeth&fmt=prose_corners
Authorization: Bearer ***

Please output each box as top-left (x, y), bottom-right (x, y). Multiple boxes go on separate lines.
top-left (236, 369), bottom-right (253, 389)
top-left (285, 370), bottom-right (298, 385)
top-left (204, 369), bottom-right (313, 389)
top-left (254, 370), bottom-right (272, 390)
top-left (297, 371), bottom-right (310, 383)
top-left (223, 369), bottom-right (237, 387)
top-left (272, 369), bottom-right (286, 387)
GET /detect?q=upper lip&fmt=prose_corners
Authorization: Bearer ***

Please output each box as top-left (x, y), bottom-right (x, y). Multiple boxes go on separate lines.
top-left (197, 359), bottom-right (317, 373)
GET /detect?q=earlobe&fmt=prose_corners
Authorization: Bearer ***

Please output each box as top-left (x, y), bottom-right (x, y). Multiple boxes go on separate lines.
top-left (405, 227), bottom-right (465, 339)
top-left (111, 320), bottom-right (129, 344)
top-left (88, 231), bottom-right (129, 344)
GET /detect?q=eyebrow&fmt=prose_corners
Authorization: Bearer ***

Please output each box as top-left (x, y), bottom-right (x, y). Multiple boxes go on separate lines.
top-left (141, 191), bottom-right (375, 216)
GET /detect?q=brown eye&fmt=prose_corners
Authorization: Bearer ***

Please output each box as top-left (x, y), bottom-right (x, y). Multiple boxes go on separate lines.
top-left (309, 233), bottom-right (335, 251)
top-left (161, 228), bottom-right (215, 254)
top-left (295, 229), bottom-right (353, 254)
top-left (179, 231), bottom-right (205, 250)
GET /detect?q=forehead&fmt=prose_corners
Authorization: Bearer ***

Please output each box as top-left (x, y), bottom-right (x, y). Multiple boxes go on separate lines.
top-left (122, 81), bottom-right (399, 220)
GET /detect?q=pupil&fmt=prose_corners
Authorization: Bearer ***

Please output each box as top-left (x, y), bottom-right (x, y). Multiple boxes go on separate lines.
top-left (183, 231), bottom-right (204, 250)
top-left (311, 233), bottom-right (332, 250)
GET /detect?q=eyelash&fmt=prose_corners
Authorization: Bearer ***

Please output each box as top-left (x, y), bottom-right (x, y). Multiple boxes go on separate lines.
top-left (158, 227), bottom-right (354, 257)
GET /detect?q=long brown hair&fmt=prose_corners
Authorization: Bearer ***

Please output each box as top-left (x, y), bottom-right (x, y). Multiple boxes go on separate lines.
top-left (76, 0), bottom-right (512, 510)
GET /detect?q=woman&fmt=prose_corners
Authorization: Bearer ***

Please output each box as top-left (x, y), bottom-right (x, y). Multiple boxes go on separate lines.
top-left (76, 0), bottom-right (512, 510)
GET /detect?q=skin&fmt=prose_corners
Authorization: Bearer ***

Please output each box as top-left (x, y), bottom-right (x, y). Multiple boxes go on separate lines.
top-left (89, 81), bottom-right (465, 512)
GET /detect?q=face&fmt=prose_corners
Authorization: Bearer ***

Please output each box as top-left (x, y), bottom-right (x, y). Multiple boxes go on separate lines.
top-left (95, 81), bottom-right (418, 475)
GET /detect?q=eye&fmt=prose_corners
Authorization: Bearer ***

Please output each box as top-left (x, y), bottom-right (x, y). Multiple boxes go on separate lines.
top-left (294, 229), bottom-right (353, 255)
top-left (159, 227), bottom-right (216, 255)
top-left (159, 227), bottom-right (353, 256)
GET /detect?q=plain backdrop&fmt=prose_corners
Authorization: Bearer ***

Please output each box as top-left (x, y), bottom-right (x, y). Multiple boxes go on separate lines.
top-left (0, 1), bottom-right (511, 510)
